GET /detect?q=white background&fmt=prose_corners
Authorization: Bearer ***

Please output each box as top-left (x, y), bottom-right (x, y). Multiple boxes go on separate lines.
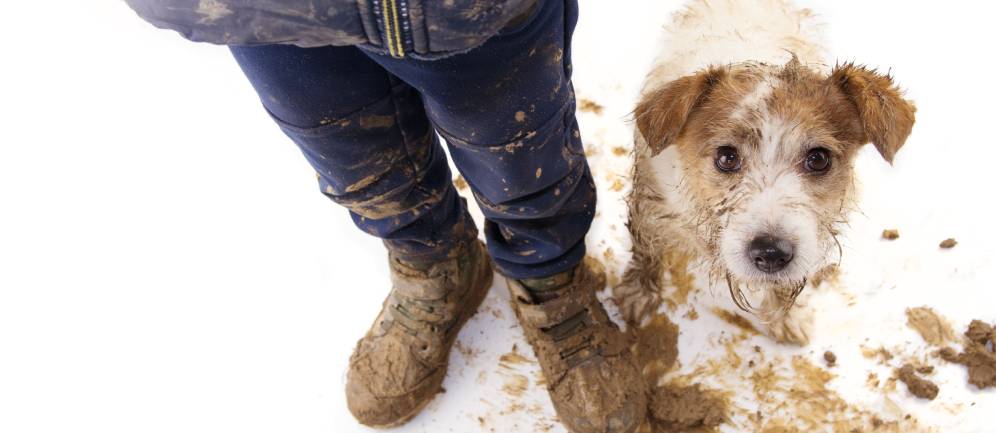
top-left (1, 1), bottom-right (994, 432)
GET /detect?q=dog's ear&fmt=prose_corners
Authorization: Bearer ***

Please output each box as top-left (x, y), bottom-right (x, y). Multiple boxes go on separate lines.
top-left (634, 67), bottom-right (727, 155)
top-left (828, 64), bottom-right (916, 163)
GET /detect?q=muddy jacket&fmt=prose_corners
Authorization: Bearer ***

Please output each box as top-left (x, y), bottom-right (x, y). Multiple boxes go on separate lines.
top-left (125, 0), bottom-right (534, 59)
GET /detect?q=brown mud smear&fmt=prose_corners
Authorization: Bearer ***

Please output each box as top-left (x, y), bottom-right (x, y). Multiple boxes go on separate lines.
top-left (940, 319), bottom-right (996, 389)
top-left (632, 315), bottom-right (728, 432)
top-left (648, 384), bottom-right (726, 432)
top-left (501, 373), bottom-right (529, 397)
top-left (939, 238), bottom-right (957, 249)
top-left (882, 229), bottom-right (900, 240)
top-left (578, 98), bottom-right (604, 115)
top-left (897, 363), bottom-right (939, 400)
top-left (498, 344), bottom-right (532, 368)
top-left (712, 308), bottom-right (760, 335)
top-left (634, 314), bottom-right (679, 383)
top-left (905, 306), bottom-right (956, 346)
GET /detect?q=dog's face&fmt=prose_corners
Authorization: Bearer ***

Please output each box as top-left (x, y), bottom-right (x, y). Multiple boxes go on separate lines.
top-left (635, 60), bottom-right (915, 314)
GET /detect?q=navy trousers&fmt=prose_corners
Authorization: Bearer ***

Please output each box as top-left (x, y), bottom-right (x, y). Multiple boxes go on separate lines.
top-left (230, 0), bottom-right (594, 279)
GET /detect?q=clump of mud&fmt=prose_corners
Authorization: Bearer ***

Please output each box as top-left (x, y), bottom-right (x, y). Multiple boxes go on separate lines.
top-left (897, 363), bottom-right (939, 400)
top-left (823, 351), bottom-right (837, 367)
top-left (648, 384), bottom-right (725, 432)
top-left (940, 319), bottom-right (996, 389)
top-left (881, 229), bottom-right (900, 240)
top-left (631, 314), bottom-right (727, 433)
top-left (939, 238), bottom-right (957, 249)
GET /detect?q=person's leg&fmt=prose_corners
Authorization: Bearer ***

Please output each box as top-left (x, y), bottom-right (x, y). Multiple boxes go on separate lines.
top-left (230, 44), bottom-right (474, 263)
top-left (363, 0), bottom-right (592, 280)
top-left (229, 45), bottom-right (493, 427)
top-left (361, 2), bottom-right (646, 433)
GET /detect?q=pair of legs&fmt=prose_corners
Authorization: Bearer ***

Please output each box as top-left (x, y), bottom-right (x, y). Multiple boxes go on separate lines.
top-left (231, 1), bottom-right (645, 432)
top-left (230, 0), bottom-right (593, 280)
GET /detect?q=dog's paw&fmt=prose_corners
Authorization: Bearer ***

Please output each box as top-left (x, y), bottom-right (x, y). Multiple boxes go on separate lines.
top-left (611, 279), bottom-right (662, 326)
top-left (765, 304), bottom-right (814, 346)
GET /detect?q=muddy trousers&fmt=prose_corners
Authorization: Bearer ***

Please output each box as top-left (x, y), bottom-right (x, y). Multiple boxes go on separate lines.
top-left (230, 0), bottom-right (592, 279)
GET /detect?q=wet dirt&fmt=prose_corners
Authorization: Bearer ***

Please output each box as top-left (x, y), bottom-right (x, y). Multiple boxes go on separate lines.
top-left (905, 306), bottom-right (956, 346)
top-left (631, 314), bottom-right (727, 432)
top-left (823, 350), bottom-right (837, 367)
top-left (940, 319), bottom-right (996, 389)
top-left (634, 314), bottom-right (680, 383)
top-left (897, 363), bottom-right (939, 400)
top-left (578, 98), bottom-right (605, 115)
top-left (712, 308), bottom-right (761, 335)
top-left (648, 384), bottom-right (726, 432)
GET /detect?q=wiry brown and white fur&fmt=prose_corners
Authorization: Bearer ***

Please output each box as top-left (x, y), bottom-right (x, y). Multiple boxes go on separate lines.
top-left (613, 0), bottom-right (916, 344)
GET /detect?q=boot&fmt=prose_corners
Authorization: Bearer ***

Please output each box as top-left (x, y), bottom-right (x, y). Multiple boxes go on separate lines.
top-left (507, 258), bottom-right (647, 433)
top-left (346, 240), bottom-right (493, 427)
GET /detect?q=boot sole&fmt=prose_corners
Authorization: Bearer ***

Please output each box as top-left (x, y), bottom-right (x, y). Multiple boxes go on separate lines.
top-left (366, 241), bottom-right (495, 429)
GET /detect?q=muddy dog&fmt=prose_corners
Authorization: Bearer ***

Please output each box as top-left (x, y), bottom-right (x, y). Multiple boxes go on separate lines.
top-left (613, 0), bottom-right (916, 344)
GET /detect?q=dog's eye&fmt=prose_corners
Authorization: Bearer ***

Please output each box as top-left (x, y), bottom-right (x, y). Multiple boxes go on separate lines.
top-left (804, 148), bottom-right (832, 173)
top-left (714, 146), bottom-right (741, 173)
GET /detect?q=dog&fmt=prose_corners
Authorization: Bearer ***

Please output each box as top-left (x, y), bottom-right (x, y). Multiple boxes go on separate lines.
top-left (612, 0), bottom-right (916, 345)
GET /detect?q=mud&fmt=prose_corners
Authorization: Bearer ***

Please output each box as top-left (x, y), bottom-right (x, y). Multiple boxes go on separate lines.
top-left (965, 320), bottom-right (993, 345)
top-left (634, 314), bottom-right (680, 383)
top-left (631, 315), bottom-right (727, 432)
top-left (713, 308), bottom-right (760, 335)
top-left (578, 98), bottom-right (604, 115)
top-left (905, 306), bottom-right (956, 346)
top-left (823, 351), bottom-right (837, 367)
top-left (881, 229), bottom-right (900, 240)
top-left (940, 319), bottom-right (996, 389)
top-left (897, 363), bottom-right (939, 400)
top-left (648, 384), bottom-right (726, 432)
top-left (498, 344), bottom-right (532, 367)
top-left (939, 238), bottom-right (957, 249)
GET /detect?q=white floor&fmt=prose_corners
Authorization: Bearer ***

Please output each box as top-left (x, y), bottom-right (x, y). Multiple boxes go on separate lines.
top-left (1, 1), bottom-right (994, 432)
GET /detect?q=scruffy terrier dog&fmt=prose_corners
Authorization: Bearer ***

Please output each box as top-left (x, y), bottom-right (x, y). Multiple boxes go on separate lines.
top-left (613, 0), bottom-right (916, 344)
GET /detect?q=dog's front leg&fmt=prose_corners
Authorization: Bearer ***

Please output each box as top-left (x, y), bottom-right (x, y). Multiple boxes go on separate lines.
top-left (761, 286), bottom-right (815, 346)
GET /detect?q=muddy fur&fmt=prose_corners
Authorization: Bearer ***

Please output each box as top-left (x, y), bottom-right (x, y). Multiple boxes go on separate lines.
top-left (613, 0), bottom-right (916, 345)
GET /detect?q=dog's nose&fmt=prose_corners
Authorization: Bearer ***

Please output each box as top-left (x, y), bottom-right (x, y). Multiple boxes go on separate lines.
top-left (748, 235), bottom-right (794, 273)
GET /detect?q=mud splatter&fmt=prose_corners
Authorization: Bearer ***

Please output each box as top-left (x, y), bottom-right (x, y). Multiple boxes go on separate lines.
top-left (823, 350), bottom-right (837, 367)
top-left (905, 306), bottom-right (956, 346)
top-left (501, 373), bottom-right (529, 397)
top-left (358, 114), bottom-right (394, 129)
top-left (453, 174), bottom-right (468, 191)
top-left (881, 229), bottom-right (900, 240)
top-left (897, 363), bottom-right (939, 400)
top-left (578, 98), bottom-right (604, 115)
top-left (498, 344), bottom-right (532, 368)
top-left (633, 314), bottom-right (679, 383)
top-left (712, 308), bottom-right (760, 335)
top-left (514, 111), bottom-right (526, 122)
top-left (940, 319), bottom-right (996, 389)
top-left (612, 146), bottom-right (628, 156)
top-left (939, 238), bottom-right (957, 249)
top-left (647, 383), bottom-right (726, 432)
top-left (609, 177), bottom-right (625, 192)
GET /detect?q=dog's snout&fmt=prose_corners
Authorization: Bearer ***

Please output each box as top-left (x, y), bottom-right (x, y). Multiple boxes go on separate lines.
top-left (748, 235), bottom-right (794, 273)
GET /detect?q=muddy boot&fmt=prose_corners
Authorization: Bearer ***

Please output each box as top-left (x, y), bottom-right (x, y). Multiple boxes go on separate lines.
top-left (507, 258), bottom-right (647, 433)
top-left (345, 240), bottom-right (493, 427)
